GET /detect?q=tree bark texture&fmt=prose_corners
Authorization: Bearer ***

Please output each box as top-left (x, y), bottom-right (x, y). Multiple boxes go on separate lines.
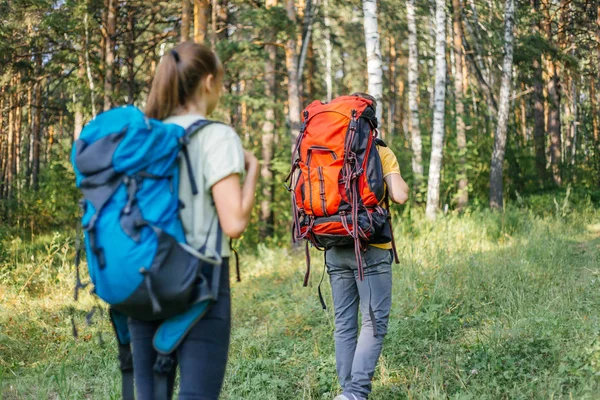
top-left (260, 0), bottom-right (278, 239)
top-left (591, 76), bottom-right (598, 147)
top-left (425, 0), bottom-right (447, 220)
top-left (103, 0), bottom-right (117, 111)
top-left (533, 56), bottom-right (546, 184)
top-left (285, 0), bottom-right (301, 146)
top-left (406, 0), bottom-right (424, 185)
top-left (182, 0), bottom-right (191, 41)
top-left (362, 0), bottom-right (384, 125)
top-left (84, 13), bottom-right (97, 116)
top-left (543, 0), bottom-right (562, 185)
top-left (32, 58), bottom-right (42, 191)
top-left (453, 0), bottom-right (468, 209)
top-left (387, 36), bottom-right (396, 139)
top-left (194, 0), bottom-right (209, 43)
top-left (489, 0), bottom-right (515, 210)
top-left (323, 0), bottom-right (333, 102)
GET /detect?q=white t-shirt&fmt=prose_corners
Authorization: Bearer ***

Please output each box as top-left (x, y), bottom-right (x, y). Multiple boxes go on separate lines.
top-left (163, 114), bottom-right (245, 257)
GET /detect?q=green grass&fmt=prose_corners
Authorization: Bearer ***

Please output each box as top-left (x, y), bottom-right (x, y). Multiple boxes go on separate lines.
top-left (2, 201), bottom-right (600, 399)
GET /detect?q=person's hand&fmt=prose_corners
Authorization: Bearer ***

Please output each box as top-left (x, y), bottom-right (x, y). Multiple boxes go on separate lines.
top-left (243, 149), bottom-right (258, 171)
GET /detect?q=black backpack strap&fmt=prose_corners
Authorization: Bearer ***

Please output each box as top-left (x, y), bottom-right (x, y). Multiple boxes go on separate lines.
top-left (118, 344), bottom-right (135, 400)
top-left (179, 119), bottom-right (221, 196)
top-left (153, 354), bottom-right (175, 400)
top-left (384, 195), bottom-right (400, 264)
top-left (230, 238), bottom-right (241, 282)
top-left (374, 137), bottom-right (388, 147)
top-left (109, 308), bottom-right (134, 400)
top-left (184, 119), bottom-right (218, 138)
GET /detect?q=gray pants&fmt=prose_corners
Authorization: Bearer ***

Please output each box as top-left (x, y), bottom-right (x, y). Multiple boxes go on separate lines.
top-left (326, 246), bottom-right (393, 399)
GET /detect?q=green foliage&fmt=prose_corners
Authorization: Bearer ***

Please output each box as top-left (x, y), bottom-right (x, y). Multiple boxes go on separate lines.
top-left (1, 146), bottom-right (80, 236)
top-left (2, 202), bottom-right (600, 398)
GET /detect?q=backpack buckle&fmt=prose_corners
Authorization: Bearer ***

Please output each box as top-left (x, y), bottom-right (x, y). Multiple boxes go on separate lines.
top-left (153, 354), bottom-right (175, 375)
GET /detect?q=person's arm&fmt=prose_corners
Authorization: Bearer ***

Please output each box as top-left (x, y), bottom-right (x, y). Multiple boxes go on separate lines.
top-left (384, 173), bottom-right (409, 205)
top-left (212, 150), bottom-right (259, 238)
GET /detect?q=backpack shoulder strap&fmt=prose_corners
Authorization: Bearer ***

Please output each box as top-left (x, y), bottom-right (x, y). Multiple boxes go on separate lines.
top-left (184, 119), bottom-right (224, 139)
top-left (375, 138), bottom-right (388, 147)
top-left (180, 119), bottom-right (224, 195)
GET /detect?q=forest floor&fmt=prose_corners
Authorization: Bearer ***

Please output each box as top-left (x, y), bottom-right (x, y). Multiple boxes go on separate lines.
top-left (2, 200), bottom-right (600, 399)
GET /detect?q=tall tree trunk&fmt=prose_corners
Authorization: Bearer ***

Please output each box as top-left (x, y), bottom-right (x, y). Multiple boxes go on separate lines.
top-left (543, 0), bottom-right (562, 185)
top-left (397, 55), bottom-right (406, 142)
top-left (547, 65), bottom-right (561, 185)
top-left (425, 0), bottom-right (447, 220)
top-left (182, 0), bottom-right (191, 41)
top-left (26, 86), bottom-right (33, 188)
top-left (240, 80), bottom-right (249, 143)
top-left (570, 78), bottom-right (577, 165)
top-left (453, 0), bottom-right (468, 209)
top-left (519, 81), bottom-right (527, 143)
top-left (297, 0), bottom-right (317, 82)
top-left (84, 13), bottom-right (98, 116)
top-left (489, 0), bottom-right (515, 209)
top-left (0, 87), bottom-right (5, 197)
top-left (306, 38), bottom-right (315, 104)
top-left (387, 36), bottom-right (396, 139)
top-left (591, 75), bottom-right (598, 148)
top-left (73, 92), bottom-right (83, 141)
top-left (595, 4), bottom-right (600, 161)
top-left (126, 5), bottom-right (136, 104)
top-left (406, 0), bottom-right (424, 186)
top-left (99, 1), bottom-right (107, 89)
top-left (362, 0), bottom-right (384, 124)
top-left (15, 78), bottom-right (22, 197)
top-left (211, 0), bottom-right (217, 47)
top-left (563, 73), bottom-right (571, 163)
top-left (32, 57), bottom-right (42, 191)
top-left (259, 0), bottom-right (278, 240)
top-left (532, 11), bottom-right (546, 184)
top-left (0, 87), bottom-right (5, 198)
top-left (103, 0), bottom-right (117, 111)
top-left (194, 0), bottom-right (209, 43)
top-left (6, 83), bottom-right (15, 199)
top-left (285, 0), bottom-right (301, 145)
top-left (323, 0), bottom-right (333, 102)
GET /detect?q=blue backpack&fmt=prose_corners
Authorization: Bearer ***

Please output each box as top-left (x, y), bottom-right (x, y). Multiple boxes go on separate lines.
top-left (71, 106), bottom-right (222, 399)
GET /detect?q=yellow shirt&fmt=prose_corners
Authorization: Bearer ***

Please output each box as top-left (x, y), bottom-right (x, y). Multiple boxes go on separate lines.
top-left (371, 145), bottom-right (400, 250)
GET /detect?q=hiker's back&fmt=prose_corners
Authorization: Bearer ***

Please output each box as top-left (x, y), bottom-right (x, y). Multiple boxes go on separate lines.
top-left (164, 113), bottom-right (244, 256)
top-left (287, 95), bottom-right (393, 282)
top-left (72, 42), bottom-right (259, 400)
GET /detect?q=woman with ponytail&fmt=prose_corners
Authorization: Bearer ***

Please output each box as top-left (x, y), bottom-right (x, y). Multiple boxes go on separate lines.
top-left (130, 41), bottom-right (259, 399)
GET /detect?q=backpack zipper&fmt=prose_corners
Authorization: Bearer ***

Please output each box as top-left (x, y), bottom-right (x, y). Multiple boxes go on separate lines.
top-left (318, 166), bottom-right (328, 217)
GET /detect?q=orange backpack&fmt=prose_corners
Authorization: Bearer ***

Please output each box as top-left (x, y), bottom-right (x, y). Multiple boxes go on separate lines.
top-left (286, 95), bottom-right (399, 286)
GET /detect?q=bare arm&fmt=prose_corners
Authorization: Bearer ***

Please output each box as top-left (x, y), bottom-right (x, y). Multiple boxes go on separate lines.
top-left (384, 173), bottom-right (409, 204)
top-left (212, 150), bottom-right (259, 238)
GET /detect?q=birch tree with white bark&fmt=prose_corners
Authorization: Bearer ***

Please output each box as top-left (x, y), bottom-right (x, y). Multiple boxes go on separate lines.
top-left (425, 0), bottom-right (447, 220)
top-left (406, 0), bottom-right (424, 185)
top-left (362, 0), bottom-right (384, 124)
top-left (489, 0), bottom-right (515, 209)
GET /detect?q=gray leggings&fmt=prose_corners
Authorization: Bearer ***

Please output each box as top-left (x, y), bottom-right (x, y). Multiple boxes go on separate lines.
top-left (128, 259), bottom-right (231, 400)
top-left (326, 246), bottom-right (393, 399)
